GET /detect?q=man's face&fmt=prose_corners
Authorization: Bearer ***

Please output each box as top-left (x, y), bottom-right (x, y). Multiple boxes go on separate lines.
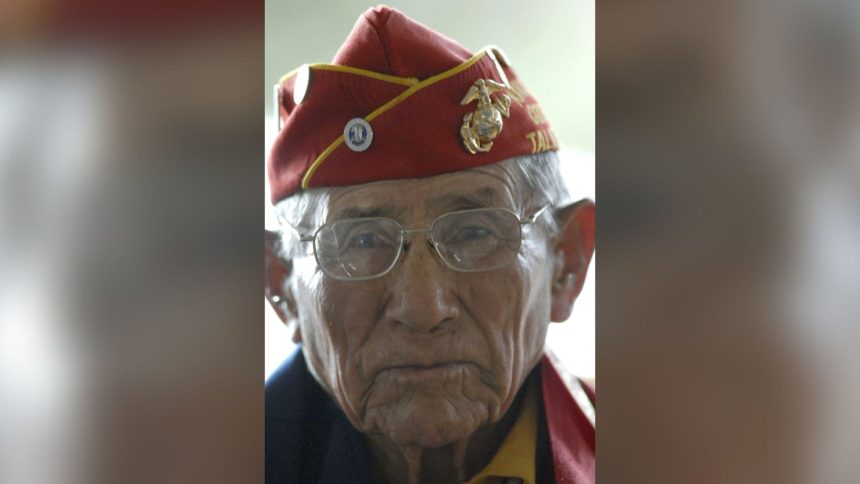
top-left (291, 167), bottom-right (556, 448)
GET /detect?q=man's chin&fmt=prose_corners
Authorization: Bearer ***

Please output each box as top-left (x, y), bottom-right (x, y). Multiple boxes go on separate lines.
top-left (364, 397), bottom-right (490, 448)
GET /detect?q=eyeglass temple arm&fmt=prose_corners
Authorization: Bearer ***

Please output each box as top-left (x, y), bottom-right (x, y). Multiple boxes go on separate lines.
top-left (277, 215), bottom-right (316, 242)
top-left (522, 204), bottom-right (550, 225)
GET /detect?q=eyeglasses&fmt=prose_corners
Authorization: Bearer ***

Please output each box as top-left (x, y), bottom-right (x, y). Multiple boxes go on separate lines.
top-left (290, 206), bottom-right (548, 281)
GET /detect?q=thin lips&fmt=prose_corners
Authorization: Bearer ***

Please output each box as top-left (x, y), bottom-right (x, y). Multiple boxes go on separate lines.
top-left (384, 360), bottom-right (474, 371)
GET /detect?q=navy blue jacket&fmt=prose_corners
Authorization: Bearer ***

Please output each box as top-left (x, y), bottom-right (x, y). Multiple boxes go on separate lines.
top-left (266, 349), bottom-right (558, 484)
top-left (266, 350), bottom-right (377, 484)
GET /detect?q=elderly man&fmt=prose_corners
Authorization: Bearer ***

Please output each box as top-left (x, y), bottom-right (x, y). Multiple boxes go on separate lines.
top-left (265, 6), bottom-right (595, 483)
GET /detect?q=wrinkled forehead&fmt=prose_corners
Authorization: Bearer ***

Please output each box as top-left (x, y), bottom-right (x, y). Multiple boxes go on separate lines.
top-left (325, 165), bottom-right (521, 223)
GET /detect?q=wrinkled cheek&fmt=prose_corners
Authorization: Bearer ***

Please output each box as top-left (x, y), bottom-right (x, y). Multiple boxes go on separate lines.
top-left (318, 279), bottom-right (384, 334)
top-left (465, 270), bottom-right (527, 364)
top-left (306, 280), bottom-right (386, 418)
top-left (465, 264), bottom-right (548, 406)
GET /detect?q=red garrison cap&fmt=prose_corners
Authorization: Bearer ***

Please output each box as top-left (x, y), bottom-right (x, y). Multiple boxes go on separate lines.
top-left (268, 5), bottom-right (559, 203)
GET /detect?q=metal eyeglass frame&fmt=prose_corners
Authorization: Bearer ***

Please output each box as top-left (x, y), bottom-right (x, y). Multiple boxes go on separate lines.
top-left (284, 205), bottom-right (549, 281)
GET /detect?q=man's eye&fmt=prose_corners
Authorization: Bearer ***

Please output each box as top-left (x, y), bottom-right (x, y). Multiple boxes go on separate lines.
top-left (456, 225), bottom-right (492, 241)
top-left (348, 232), bottom-right (380, 249)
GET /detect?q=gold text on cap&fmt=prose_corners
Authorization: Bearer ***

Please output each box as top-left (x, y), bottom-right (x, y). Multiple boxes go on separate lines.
top-left (460, 79), bottom-right (511, 154)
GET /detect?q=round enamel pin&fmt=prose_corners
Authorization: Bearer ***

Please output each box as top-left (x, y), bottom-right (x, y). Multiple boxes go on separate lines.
top-left (344, 118), bottom-right (373, 152)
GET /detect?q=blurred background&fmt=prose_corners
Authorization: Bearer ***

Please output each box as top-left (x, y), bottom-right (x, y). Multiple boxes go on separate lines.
top-left (2, 0), bottom-right (860, 483)
top-left (596, 0), bottom-right (860, 482)
top-left (1, 1), bottom-right (265, 483)
top-left (264, 0), bottom-right (596, 381)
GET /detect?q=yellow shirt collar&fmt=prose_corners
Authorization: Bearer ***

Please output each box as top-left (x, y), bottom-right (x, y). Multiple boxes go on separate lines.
top-left (465, 380), bottom-right (538, 484)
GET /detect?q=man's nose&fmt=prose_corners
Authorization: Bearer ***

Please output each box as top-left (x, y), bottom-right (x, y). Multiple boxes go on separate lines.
top-left (383, 240), bottom-right (460, 333)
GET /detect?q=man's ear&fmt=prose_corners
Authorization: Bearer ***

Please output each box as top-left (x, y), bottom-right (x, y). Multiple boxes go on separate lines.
top-left (550, 199), bottom-right (596, 322)
top-left (265, 230), bottom-right (302, 343)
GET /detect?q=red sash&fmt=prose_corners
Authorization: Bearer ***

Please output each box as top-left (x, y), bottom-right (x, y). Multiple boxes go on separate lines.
top-left (541, 353), bottom-right (596, 483)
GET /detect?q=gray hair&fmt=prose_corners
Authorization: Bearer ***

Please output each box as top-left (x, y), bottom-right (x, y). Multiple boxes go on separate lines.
top-left (274, 151), bottom-right (570, 259)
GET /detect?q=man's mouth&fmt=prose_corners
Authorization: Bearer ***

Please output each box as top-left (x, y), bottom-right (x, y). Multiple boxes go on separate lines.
top-left (383, 361), bottom-right (475, 383)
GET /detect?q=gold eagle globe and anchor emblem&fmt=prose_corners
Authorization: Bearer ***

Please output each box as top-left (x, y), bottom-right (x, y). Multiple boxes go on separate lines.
top-left (459, 79), bottom-right (512, 154)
